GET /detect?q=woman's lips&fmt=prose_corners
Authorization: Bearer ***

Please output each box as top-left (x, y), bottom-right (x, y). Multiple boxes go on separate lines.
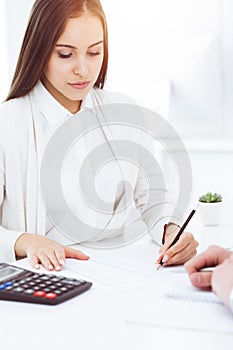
top-left (69, 81), bottom-right (90, 90)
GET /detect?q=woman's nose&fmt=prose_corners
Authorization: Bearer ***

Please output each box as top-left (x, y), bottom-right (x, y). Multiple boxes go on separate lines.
top-left (73, 56), bottom-right (88, 77)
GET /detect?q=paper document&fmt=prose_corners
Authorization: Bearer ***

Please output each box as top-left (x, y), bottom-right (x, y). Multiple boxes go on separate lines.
top-left (89, 243), bottom-right (161, 277)
top-left (127, 284), bottom-right (233, 334)
top-left (64, 257), bottom-right (155, 290)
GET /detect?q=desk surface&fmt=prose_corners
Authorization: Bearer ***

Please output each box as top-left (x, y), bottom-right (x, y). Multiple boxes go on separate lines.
top-left (1, 219), bottom-right (233, 350)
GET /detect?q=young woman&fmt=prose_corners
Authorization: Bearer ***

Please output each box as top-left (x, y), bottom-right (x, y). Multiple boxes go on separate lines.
top-left (185, 245), bottom-right (233, 313)
top-left (0, 0), bottom-right (198, 271)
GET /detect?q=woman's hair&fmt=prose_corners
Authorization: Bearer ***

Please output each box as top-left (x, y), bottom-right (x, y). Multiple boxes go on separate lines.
top-left (6, 0), bottom-right (108, 101)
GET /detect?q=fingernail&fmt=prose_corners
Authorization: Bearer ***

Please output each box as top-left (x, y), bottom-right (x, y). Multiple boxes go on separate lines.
top-left (59, 259), bottom-right (65, 265)
top-left (55, 265), bottom-right (61, 271)
top-left (162, 255), bottom-right (169, 263)
top-left (48, 265), bottom-right (53, 270)
top-left (34, 264), bottom-right (40, 269)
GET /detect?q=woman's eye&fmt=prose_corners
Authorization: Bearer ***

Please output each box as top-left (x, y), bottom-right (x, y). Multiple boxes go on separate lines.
top-left (87, 51), bottom-right (101, 57)
top-left (58, 52), bottom-right (73, 59)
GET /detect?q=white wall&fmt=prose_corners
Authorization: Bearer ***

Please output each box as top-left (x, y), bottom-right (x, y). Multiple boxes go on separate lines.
top-left (101, 0), bottom-right (228, 138)
top-left (0, 0), bottom-right (8, 100)
top-left (4, 0), bottom-right (34, 79)
top-left (222, 0), bottom-right (233, 138)
top-left (0, 0), bottom-right (34, 100)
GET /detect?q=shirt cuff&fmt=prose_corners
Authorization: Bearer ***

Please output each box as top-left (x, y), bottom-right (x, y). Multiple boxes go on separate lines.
top-left (148, 215), bottom-right (182, 246)
top-left (0, 229), bottom-right (25, 263)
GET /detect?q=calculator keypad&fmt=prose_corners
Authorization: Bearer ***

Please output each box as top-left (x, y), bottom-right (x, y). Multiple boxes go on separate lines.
top-left (0, 265), bottom-right (92, 305)
top-left (7, 273), bottom-right (79, 300)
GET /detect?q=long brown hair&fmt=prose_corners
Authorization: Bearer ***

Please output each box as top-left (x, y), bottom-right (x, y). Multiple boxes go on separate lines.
top-left (6, 0), bottom-right (108, 101)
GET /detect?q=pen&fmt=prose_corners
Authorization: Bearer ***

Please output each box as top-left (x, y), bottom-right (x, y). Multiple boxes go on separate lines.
top-left (157, 208), bottom-right (197, 270)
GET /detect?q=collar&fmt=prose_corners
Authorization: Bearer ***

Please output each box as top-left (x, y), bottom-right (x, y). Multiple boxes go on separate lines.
top-left (31, 80), bottom-right (95, 126)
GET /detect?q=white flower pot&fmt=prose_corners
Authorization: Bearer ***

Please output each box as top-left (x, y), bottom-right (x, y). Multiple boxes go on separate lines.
top-left (199, 202), bottom-right (223, 226)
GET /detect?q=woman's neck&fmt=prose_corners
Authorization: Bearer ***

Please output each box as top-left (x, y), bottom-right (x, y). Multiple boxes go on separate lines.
top-left (41, 77), bottom-right (81, 114)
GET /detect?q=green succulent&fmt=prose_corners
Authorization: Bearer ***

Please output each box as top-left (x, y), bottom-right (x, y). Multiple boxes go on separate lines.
top-left (199, 192), bottom-right (222, 203)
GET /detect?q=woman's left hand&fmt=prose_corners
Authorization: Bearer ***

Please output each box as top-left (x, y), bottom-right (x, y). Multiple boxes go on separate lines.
top-left (156, 224), bottom-right (199, 266)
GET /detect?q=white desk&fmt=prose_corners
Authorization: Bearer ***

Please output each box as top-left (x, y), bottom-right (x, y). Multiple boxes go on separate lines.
top-left (1, 219), bottom-right (233, 350)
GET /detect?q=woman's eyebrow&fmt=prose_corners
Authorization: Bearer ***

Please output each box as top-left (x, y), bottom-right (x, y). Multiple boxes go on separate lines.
top-left (55, 40), bottom-right (104, 50)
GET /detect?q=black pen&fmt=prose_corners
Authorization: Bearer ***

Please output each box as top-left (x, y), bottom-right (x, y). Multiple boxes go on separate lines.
top-left (157, 208), bottom-right (197, 270)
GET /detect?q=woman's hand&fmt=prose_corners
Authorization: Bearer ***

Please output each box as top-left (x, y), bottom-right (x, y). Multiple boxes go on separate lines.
top-left (156, 223), bottom-right (199, 266)
top-left (14, 233), bottom-right (89, 271)
top-left (185, 245), bottom-right (233, 293)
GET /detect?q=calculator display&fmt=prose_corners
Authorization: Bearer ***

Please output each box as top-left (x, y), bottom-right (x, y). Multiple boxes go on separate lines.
top-left (0, 267), bottom-right (21, 282)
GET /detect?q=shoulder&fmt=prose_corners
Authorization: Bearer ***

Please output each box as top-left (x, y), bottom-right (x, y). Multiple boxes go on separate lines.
top-left (0, 99), bottom-right (15, 130)
top-left (0, 95), bottom-right (30, 133)
top-left (0, 95), bottom-right (29, 118)
top-left (92, 88), bottom-right (136, 105)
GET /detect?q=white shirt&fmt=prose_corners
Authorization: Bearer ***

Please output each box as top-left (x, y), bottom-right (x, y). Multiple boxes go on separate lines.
top-left (0, 81), bottom-right (182, 262)
top-left (31, 81), bottom-right (97, 244)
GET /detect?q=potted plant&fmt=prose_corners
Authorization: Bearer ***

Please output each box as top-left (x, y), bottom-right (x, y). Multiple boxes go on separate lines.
top-left (198, 192), bottom-right (223, 226)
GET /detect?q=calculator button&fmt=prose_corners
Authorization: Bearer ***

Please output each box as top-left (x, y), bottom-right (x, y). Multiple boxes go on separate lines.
top-left (55, 282), bottom-right (63, 287)
top-left (66, 277), bottom-right (77, 282)
top-left (24, 289), bottom-right (34, 294)
top-left (13, 283), bottom-right (20, 287)
top-left (60, 287), bottom-right (68, 292)
top-left (44, 292), bottom-right (57, 299)
top-left (18, 280), bottom-right (26, 285)
top-left (40, 275), bottom-right (50, 281)
top-left (22, 284), bottom-right (30, 289)
top-left (5, 286), bottom-right (13, 290)
top-left (4, 282), bottom-right (13, 287)
top-left (34, 290), bottom-right (46, 297)
top-left (48, 285), bottom-right (56, 290)
top-left (45, 281), bottom-right (52, 285)
top-left (65, 284), bottom-right (75, 290)
top-left (34, 279), bottom-right (41, 283)
top-left (0, 284), bottom-right (5, 290)
top-left (14, 287), bottom-right (24, 292)
top-left (29, 281), bottom-right (36, 286)
top-left (54, 290), bottom-right (62, 295)
top-left (50, 277), bottom-right (60, 283)
top-left (25, 277), bottom-right (33, 282)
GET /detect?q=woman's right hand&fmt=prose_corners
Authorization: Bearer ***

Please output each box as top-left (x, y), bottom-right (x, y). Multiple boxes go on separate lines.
top-left (14, 233), bottom-right (89, 271)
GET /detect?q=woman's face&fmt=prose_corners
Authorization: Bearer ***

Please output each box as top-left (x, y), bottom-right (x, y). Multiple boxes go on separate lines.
top-left (43, 13), bottom-right (104, 113)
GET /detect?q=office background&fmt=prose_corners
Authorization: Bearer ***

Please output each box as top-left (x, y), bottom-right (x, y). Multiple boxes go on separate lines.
top-left (0, 0), bottom-right (233, 218)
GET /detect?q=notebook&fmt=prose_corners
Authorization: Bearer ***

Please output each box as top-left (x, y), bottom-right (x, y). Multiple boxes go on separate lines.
top-left (127, 286), bottom-right (233, 334)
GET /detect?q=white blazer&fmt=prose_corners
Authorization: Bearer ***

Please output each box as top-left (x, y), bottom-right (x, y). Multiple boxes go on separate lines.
top-left (0, 83), bottom-right (181, 262)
